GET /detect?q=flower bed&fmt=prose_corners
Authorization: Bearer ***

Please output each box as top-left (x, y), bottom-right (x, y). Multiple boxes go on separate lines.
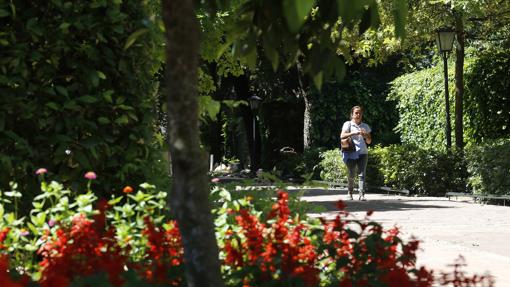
top-left (0, 170), bottom-right (495, 286)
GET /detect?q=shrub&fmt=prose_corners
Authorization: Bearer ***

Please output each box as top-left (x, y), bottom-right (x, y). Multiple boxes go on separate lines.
top-left (372, 145), bottom-right (467, 196)
top-left (317, 148), bottom-right (385, 189)
top-left (272, 147), bottom-right (324, 180)
top-left (318, 145), bottom-right (468, 196)
top-left (465, 138), bottom-right (510, 195)
top-left (0, 1), bottom-right (167, 201)
top-left (318, 149), bottom-right (347, 183)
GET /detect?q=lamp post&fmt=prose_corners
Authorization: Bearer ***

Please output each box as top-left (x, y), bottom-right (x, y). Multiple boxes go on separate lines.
top-left (249, 96), bottom-right (262, 174)
top-left (436, 27), bottom-right (456, 149)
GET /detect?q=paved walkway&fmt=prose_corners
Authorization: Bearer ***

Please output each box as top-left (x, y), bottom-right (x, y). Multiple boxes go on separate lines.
top-left (299, 189), bottom-right (510, 286)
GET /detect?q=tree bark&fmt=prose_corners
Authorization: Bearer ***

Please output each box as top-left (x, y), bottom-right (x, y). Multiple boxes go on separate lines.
top-left (454, 10), bottom-right (465, 149)
top-left (162, 1), bottom-right (224, 286)
top-left (297, 63), bottom-right (312, 149)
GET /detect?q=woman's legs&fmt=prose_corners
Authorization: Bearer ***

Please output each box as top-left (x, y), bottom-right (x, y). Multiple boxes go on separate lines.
top-left (346, 160), bottom-right (357, 199)
top-left (357, 154), bottom-right (368, 199)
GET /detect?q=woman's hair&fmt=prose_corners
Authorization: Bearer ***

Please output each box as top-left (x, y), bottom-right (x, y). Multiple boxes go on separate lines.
top-left (350, 105), bottom-right (363, 116)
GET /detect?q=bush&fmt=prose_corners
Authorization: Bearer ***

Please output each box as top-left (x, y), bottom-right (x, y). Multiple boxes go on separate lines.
top-left (0, 1), bottom-right (167, 201)
top-left (465, 139), bottom-right (510, 195)
top-left (317, 148), bottom-right (386, 189)
top-left (318, 145), bottom-right (468, 196)
top-left (372, 145), bottom-right (468, 196)
top-left (1, 177), bottom-right (493, 286)
top-left (318, 149), bottom-right (346, 183)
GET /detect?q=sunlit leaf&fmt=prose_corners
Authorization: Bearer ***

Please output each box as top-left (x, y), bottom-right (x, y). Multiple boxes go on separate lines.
top-left (283, 0), bottom-right (315, 33)
top-left (123, 28), bottom-right (149, 50)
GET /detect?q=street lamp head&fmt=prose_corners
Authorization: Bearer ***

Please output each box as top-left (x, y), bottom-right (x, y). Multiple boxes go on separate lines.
top-left (436, 27), bottom-right (456, 53)
top-left (249, 95), bottom-right (262, 111)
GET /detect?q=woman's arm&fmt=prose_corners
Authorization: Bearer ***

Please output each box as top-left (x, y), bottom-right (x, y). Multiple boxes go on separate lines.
top-left (364, 132), bottom-right (372, 145)
top-left (341, 129), bottom-right (360, 139)
top-left (360, 128), bottom-right (372, 144)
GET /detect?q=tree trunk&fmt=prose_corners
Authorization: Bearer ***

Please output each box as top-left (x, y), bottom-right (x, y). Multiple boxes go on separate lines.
top-left (297, 63), bottom-right (311, 149)
top-left (162, 1), bottom-right (224, 286)
top-left (454, 11), bottom-right (465, 149)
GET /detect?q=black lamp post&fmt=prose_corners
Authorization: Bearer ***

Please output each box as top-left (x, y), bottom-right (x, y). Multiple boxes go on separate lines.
top-left (436, 27), bottom-right (456, 149)
top-left (249, 96), bottom-right (262, 173)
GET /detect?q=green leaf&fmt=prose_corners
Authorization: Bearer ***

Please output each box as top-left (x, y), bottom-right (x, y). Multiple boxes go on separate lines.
top-left (123, 28), bottom-right (149, 50)
top-left (115, 115), bottom-right (129, 125)
top-left (97, 70), bottom-right (106, 79)
top-left (283, 0), bottom-right (315, 33)
top-left (77, 95), bottom-right (98, 104)
top-left (0, 9), bottom-right (10, 18)
top-left (392, 0), bottom-right (407, 39)
top-left (59, 22), bottom-right (71, 30)
top-left (262, 36), bottom-right (279, 71)
top-left (313, 71), bottom-right (323, 90)
top-left (4, 191), bottom-right (22, 198)
top-left (337, 0), bottom-right (365, 26)
top-left (55, 86), bottom-right (68, 97)
top-left (46, 102), bottom-right (60, 110)
top-left (89, 71), bottom-right (99, 87)
top-left (103, 90), bottom-right (114, 103)
top-left (199, 96), bottom-right (221, 120)
top-left (98, 117), bottom-right (110, 124)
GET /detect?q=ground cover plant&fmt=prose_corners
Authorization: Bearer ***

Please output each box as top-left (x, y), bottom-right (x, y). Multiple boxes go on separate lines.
top-left (0, 170), bottom-right (494, 286)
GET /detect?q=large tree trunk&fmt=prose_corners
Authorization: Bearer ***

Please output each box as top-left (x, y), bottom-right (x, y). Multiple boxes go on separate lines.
top-left (454, 11), bottom-right (465, 149)
top-left (162, 1), bottom-right (224, 286)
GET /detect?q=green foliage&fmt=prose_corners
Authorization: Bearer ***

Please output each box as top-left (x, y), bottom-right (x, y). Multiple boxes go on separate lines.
top-left (372, 145), bottom-right (468, 195)
top-left (218, 0), bottom-right (407, 89)
top-left (318, 149), bottom-right (347, 184)
top-left (389, 48), bottom-right (509, 148)
top-left (0, 176), bottom-right (168, 276)
top-left (270, 146), bottom-right (324, 180)
top-left (210, 183), bottom-right (322, 221)
top-left (388, 62), bottom-right (455, 150)
top-left (317, 148), bottom-right (384, 188)
top-left (464, 48), bottom-right (510, 140)
top-left (465, 138), bottom-right (510, 195)
top-left (309, 72), bottom-right (400, 148)
top-left (317, 145), bottom-right (468, 196)
top-left (0, 1), bottom-right (168, 196)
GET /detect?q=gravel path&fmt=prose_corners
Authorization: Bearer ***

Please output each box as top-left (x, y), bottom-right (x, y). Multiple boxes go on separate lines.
top-left (300, 189), bottom-right (510, 286)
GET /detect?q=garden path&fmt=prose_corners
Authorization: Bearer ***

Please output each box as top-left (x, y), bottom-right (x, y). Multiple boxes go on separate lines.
top-left (300, 190), bottom-right (510, 286)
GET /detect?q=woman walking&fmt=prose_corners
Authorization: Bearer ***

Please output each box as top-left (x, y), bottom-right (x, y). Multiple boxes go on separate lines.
top-left (340, 106), bottom-right (372, 200)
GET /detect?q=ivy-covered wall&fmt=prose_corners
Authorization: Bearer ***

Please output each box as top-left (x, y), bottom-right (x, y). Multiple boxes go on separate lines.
top-left (0, 1), bottom-right (167, 196)
top-left (465, 49), bottom-right (510, 141)
top-left (387, 63), bottom-right (454, 150)
top-left (389, 48), bottom-right (510, 149)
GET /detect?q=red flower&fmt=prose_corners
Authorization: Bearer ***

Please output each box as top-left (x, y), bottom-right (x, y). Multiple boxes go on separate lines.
top-left (123, 186), bottom-right (134, 194)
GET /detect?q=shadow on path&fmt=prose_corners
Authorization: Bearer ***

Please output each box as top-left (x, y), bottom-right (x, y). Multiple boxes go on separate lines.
top-left (318, 200), bottom-right (452, 213)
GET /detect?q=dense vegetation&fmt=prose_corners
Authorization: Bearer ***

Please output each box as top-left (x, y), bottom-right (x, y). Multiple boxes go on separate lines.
top-left (0, 1), bottom-right (168, 199)
top-left (0, 0), bottom-right (509, 285)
